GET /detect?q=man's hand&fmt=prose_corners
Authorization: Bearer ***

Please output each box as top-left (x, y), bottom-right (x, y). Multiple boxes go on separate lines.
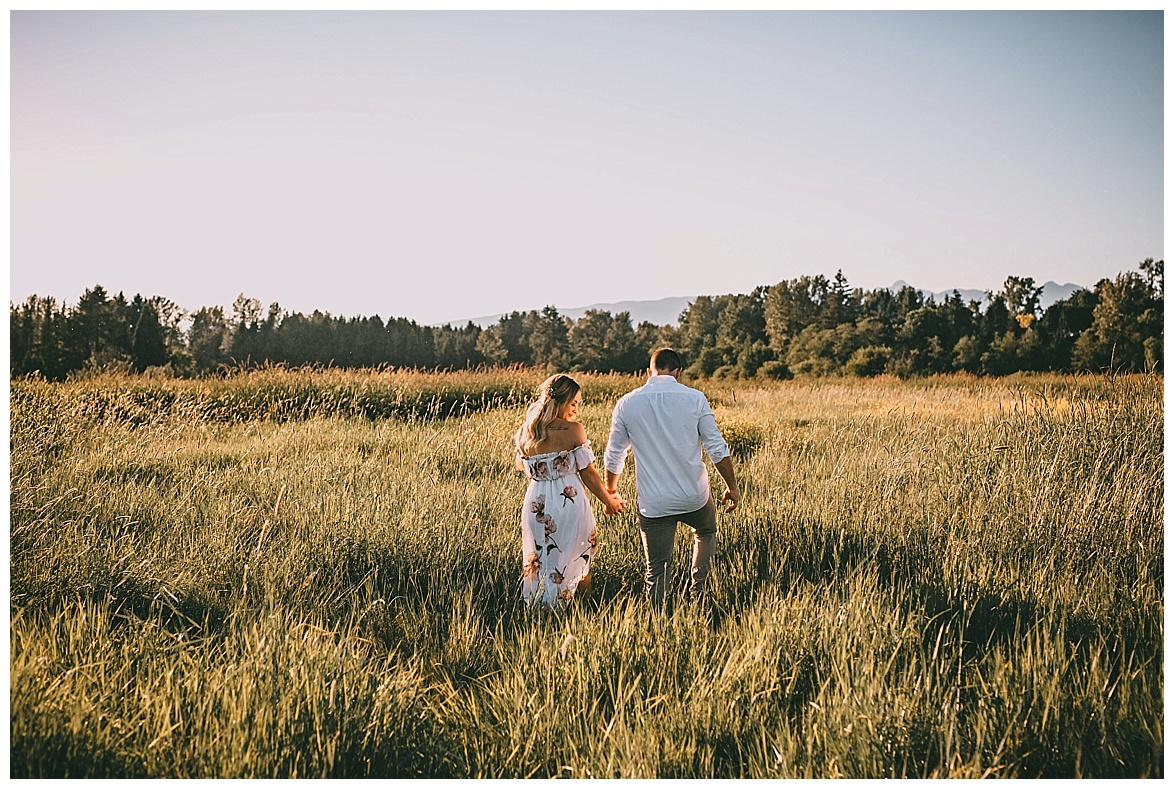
top-left (721, 486), bottom-right (740, 511)
top-left (714, 456), bottom-right (740, 511)
top-left (604, 488), bottom-right (626, 517)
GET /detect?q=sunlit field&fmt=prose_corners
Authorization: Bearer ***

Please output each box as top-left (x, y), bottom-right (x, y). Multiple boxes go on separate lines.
top-left (10, 368), bottom-right (1163, 778)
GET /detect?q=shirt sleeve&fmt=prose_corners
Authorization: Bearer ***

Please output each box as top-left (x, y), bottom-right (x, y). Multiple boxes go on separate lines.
top-left (697, 396), bottom-right (731, 463)
top-left (603, 399), bottom-right (631, 475)
top-left (572, 441), bottom-right (595, 472)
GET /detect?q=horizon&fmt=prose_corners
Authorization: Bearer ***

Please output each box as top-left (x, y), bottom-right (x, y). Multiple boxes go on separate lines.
top-left (11, 11), bottom-right (1162, 326)
top-left (12, 269), bottom-right (1100, 330)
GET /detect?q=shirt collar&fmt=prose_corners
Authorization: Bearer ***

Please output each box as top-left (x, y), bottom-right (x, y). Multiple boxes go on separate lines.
top-left (645, 374), bottom-right (681, 387)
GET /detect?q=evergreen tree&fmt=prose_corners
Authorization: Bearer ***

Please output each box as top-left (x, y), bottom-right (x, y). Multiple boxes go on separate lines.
top-left (10, 297), bottom-right (36, 376)
top-left (604, 311), bottom-right (640, 372)
top-left (526, 306), bottom-right (571, 372)
top-left (187, 306), bottom-right (231, 373)
top-left (229, 294), bottom-right (264, 365)
top-left (484, 311), bottom-right (534, 367)
top-left (129, 296), bottom-right (168, 372)
top-left (66, 285), bottom-right (132, 371)
top-left (433, 321), bottom-right (483, 369)
top-left (821, 269), bottom-right (857, 327)
top-left (1037, 289), bottom-right (1097, 371)
top-left (764, 275), bottom-right (828, 356)
top-left (892, 284), bottom-right (925, 321)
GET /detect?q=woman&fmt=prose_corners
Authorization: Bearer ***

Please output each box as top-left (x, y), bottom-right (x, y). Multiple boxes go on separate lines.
top-left (515, 374), bottom-right (624, 609)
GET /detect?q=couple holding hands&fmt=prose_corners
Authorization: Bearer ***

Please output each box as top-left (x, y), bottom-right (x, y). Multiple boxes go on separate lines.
top-left (514, 348), bottom-right (741, 611)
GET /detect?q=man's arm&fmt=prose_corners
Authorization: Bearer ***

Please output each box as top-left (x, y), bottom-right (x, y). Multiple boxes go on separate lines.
top-left (695, 397), bottom-right (737, 509)
top-left (714, 455), bottom-right (740, 510)
top-left (603, 401), bottom-right (630, 493)
top-left (697, 405), bottom-right (731, 464)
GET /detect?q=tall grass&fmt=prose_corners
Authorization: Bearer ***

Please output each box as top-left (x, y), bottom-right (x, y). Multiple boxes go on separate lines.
top-left (12, 366), bottom-right (642, 427)
top-left (9, 370), bottom-right (1163, 777)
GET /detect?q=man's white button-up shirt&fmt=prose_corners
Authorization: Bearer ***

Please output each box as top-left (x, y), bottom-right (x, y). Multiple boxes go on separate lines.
top-left (604, 375), bottom-right (730, 518)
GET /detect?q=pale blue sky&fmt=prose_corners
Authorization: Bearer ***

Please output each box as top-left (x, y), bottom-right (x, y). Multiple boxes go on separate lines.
top-left (10, 10), bottom-right (1164, 325)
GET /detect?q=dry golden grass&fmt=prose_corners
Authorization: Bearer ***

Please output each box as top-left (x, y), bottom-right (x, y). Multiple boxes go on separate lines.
top-left (9, 369), bottom-right (1163, 778)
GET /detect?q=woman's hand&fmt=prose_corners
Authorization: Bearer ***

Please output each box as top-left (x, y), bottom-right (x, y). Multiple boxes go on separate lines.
top-left (603, 489), bottom-right (626, 517)
top-left (579, 464), bottom-right (625, 516)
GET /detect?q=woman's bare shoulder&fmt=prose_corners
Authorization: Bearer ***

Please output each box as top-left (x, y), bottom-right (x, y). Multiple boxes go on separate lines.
top-left (564, 420), bottom-right (589, 444)
top-left (544, 419), bottom-right (588, 450)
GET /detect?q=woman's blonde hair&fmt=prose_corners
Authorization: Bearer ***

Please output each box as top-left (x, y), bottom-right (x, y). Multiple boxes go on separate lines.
top-left (517, 374), bottom-right (581, 456)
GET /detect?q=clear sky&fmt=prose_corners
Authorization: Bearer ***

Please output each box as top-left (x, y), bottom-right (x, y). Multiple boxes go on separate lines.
top-left (10, 10), bottom-right (1164, 326)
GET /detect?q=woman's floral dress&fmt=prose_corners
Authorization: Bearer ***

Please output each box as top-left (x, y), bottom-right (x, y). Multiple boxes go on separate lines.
top-left (518, 441), bottom-right (599, 608)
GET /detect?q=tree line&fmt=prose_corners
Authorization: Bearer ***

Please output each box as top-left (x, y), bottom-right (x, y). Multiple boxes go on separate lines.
top-left (10, 260), bottom-right (1162, 381)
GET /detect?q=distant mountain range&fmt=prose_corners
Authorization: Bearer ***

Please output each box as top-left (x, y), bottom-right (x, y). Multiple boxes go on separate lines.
top-left (441, 281), bottom-right (1084, 328)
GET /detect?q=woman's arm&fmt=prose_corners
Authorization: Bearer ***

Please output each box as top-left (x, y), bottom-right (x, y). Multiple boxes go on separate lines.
top-left (513, 427), bottom-right (525, 471)
top-left (579, 463), bottom-right (625, 515)
top-left (565, 421), bottom-right (624, 514)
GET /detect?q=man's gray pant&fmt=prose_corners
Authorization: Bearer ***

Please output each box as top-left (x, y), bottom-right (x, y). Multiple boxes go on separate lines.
top-left (637, 496), bottom-right (718, 609)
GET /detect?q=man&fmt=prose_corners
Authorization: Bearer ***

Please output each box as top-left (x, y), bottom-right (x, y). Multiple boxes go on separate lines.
top-left (604, 348), bottom-right (740, 610)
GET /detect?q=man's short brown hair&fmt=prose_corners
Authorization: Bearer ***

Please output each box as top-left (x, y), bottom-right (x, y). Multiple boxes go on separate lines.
top-left (651, 348), bottom-right (684, 372)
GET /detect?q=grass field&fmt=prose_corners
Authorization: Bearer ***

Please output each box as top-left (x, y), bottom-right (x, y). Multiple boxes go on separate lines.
top-left (9, 368), bottom-right (1163, 778)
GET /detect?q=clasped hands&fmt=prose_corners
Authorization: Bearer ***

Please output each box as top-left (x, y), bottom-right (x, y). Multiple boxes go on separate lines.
top-left (603, 488), bottom-right (626, 517)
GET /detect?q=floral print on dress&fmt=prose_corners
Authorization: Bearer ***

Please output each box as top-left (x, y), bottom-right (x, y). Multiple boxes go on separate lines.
top-left (540, 513), bottom-right (557, 539)
top-left (523, 552), bottom-right (542, 581)
top-left (523, 442), bottom-right (594, 482)
top-left (518, 441), bottom-right (598, 609)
